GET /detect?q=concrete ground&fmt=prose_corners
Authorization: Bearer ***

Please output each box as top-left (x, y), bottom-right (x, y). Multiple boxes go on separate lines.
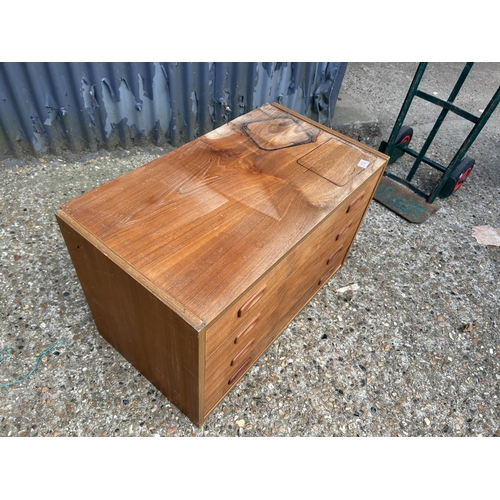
top-left (0, 62), bottom-right (499, 439)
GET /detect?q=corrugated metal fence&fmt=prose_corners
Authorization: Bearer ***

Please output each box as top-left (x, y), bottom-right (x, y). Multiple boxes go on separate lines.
top-left (0, 62), bottom-right (347, 159)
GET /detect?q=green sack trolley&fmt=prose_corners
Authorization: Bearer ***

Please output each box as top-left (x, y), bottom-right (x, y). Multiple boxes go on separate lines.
top-left (374, 62), bottom-right (500, 223)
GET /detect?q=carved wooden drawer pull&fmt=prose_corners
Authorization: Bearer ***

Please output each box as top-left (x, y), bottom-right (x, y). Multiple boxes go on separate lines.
top-left (336, 222), bottom-right (353, 241)
top-left (231, 339), bottom-right (255, 366)
top-left (346, 191), bottom-right (366, 213)
top-left (326, 245), bottom-right (344, 265)
top-left (237, 286), bottom-right (267, 317)
top-left (318, 268), bottom-right (334, 286)
top-left (228, 358), bottom-right (252, 385)
top-left (234, 315), bottom-right (260, 344)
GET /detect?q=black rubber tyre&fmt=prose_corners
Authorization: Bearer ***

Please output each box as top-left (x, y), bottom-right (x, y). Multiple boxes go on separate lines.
top-left (394, 126), bottom-right (413, 146)
top-left (438, 157), bottom-right (475, 198)
top-left (385, 125), bottom-right (414, 164)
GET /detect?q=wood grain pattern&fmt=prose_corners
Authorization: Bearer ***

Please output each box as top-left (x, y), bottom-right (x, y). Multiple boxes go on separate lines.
top-left (56, 213), bottom-right (205, 426)
top-left (204, 173), bottom-right (381, 357)
top-left (60, 104), bottom-right (385, 325)
top-left (298, 139), bottom-right (377, 186)
top-left (243, 116), bottom-right (319, 150)
top-left (203, 230), bottom-right (350, 415)
top-left (203, 161), bottom-right (386, 416)
top-left (56, 103), bottom-right (389, 427)
top-left (202, 175), bottom-right (384, 413)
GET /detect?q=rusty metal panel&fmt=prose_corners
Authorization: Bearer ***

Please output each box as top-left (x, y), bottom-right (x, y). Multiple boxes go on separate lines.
top-left (0, 62), bottom-right (347, 159)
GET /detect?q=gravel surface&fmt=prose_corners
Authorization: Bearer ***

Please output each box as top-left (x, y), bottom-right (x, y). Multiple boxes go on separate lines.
top-left (1, 62), bottom-right (499, 439)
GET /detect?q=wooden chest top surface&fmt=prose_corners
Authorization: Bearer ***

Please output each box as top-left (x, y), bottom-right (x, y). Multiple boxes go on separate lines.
top-left (60, 104), bottom-right (387, 325)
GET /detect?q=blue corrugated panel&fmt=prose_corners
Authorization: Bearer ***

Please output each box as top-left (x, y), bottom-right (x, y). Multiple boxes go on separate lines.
top-left (0, 62), bottom-right (347, 159)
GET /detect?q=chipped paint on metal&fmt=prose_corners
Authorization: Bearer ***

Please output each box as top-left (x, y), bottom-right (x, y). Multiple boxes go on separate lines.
top-left (0, 62), bottom-right (347, 159)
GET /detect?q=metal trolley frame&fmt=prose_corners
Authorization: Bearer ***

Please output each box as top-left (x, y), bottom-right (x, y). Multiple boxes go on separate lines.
top-left (374, 62), bottom-right (500, 223)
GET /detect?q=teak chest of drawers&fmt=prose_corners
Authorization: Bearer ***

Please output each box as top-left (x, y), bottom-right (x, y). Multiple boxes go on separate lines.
top-left (56, 103), bottom-right (388, 426)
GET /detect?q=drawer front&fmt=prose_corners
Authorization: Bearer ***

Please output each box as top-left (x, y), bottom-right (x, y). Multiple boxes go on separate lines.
top-left (204, 176), bottom-right (377, 358)
top-left (204, 230), bottom-right (350, 414)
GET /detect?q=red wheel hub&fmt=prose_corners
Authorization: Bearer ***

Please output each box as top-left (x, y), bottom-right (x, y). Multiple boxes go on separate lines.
top-left (453, 167), bottom-right (473, 192)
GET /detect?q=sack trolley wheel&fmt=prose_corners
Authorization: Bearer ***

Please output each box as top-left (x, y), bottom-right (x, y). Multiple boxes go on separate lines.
top-left (438, 157), bottom-right (475, 198)
top-left (395, 126), bottom-right (413, 146)
top-left (383, 125), bottom-right (414, 164)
